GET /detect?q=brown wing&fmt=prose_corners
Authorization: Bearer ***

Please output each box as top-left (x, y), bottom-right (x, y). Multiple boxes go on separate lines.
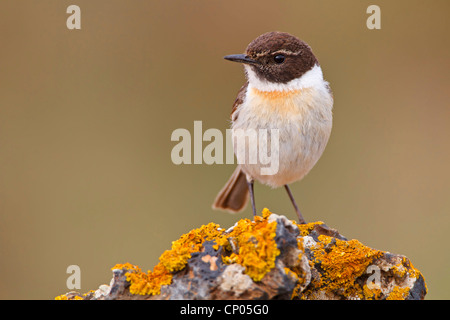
top-left (230, 81), bottom-right (248, 121)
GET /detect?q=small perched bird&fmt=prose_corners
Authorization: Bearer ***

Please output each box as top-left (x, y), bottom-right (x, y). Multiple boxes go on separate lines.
top-left (212, 31), bottom-right (333, 224)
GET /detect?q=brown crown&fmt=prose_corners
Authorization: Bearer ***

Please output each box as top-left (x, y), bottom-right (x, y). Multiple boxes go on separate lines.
top-left (244, 31), bottom-right (318, 83)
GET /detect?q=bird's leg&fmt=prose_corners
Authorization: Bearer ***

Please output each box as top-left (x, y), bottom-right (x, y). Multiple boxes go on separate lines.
top-left (247, 179), bottom-right (256, 219)
top-left (284, 185), bottom-right (306, 224)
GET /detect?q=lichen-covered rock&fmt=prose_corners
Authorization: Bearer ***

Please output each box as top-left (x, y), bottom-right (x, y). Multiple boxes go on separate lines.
top-left (296, 223), bottom-right (427, 300)
top-left (55, 209), bottom-right (427, 300)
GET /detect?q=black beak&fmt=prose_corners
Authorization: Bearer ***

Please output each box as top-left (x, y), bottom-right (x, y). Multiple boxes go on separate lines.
top-left (224, 54), bottom-right (260, 66)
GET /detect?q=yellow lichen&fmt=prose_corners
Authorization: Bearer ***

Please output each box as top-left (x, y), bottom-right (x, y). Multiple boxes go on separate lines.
top-left (159, 222), bottom-right (223, 273)
top-left (386, 286), bottom-right (410, 300)
top-left (111, 262), bottom-right (172, 296)
top-left (111, 210), bottom-right (280, 295)
top-left (54, 293), bottom-right (84, 300)
top-left (394, 257), bottom-right (422, 280)
top-left (111, 222), bottom-right (224, 296)
top-left (284, 267), bottom-right (298, 280)
top-left (296, 221), bottom-right (324, 237)
top-left (392, 263), bottom-right (407, 278)
top-left (55, 210), bottom-right (426, 300)
top-left (261, 207), bottom-right (272, 219)
top-left (220, 208), bottom-right (280, 282)
top-left (299, 235), bottom-right (383, 299)
top-left (363, 284), bottom-right (382, 300)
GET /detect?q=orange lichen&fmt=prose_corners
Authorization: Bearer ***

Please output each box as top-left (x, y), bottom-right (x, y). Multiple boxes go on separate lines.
top-left (295, 221), bottom-right (325, 237)
top-left (111, 222), bottom-right (224, 296)
top-left (316, 236), bottom-right (382, 296)
top-left (298, 234), bottom-right (383, 299)
top-left (113, 263), bottom-right (173, 296)
top-left (54, 293), bottom-right (84, 300)
top-left (55, 210), bottom-right (426, 300)
top-left (111, 210), bottom-right (281, 295)
top-left (284, 267), bottom-right (298, 280)
top-left (159, 222), bottom-right (223, 272)
top-left (218, 208), bottom-right (280, 282)
top-left (363, 284), bottom-right (382, 300)
top-left (386, 286), bottom-right (410, 300)
top-left (392, 257), bottom-right (421, 280)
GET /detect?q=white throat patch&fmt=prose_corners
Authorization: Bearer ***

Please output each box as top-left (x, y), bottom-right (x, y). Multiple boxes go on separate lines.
top-left (245, 64), bottom-right (325, 92)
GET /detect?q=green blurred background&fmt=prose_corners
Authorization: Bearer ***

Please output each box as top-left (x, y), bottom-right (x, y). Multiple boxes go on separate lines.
top-left (0, 0), bottom-right (448, 299)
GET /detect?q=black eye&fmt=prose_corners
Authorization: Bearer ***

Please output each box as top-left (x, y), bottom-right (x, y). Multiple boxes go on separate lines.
top-left (274, 54), bottom-right (285, 64)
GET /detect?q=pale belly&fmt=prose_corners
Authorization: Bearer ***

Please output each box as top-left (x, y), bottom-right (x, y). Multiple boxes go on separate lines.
top-left (231, 87), bottom-right (333, 188)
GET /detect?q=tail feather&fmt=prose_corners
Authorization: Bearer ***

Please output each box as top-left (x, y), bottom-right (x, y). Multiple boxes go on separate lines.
top-left (212, 166), bottom-right (249, 213)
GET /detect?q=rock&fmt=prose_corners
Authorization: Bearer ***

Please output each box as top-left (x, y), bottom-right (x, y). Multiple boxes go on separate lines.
top-left (55, 209), bottom-right (427, 300)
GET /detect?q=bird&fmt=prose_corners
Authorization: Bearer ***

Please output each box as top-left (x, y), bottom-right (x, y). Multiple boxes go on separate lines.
top-left (212, 31), bottom-right (333, 224)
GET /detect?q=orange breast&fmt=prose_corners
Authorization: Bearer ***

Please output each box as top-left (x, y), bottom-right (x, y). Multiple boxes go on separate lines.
top-left (251, 88), bottom-right (302, 100)
top-left (249, 87), bottom-right (310, 118)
